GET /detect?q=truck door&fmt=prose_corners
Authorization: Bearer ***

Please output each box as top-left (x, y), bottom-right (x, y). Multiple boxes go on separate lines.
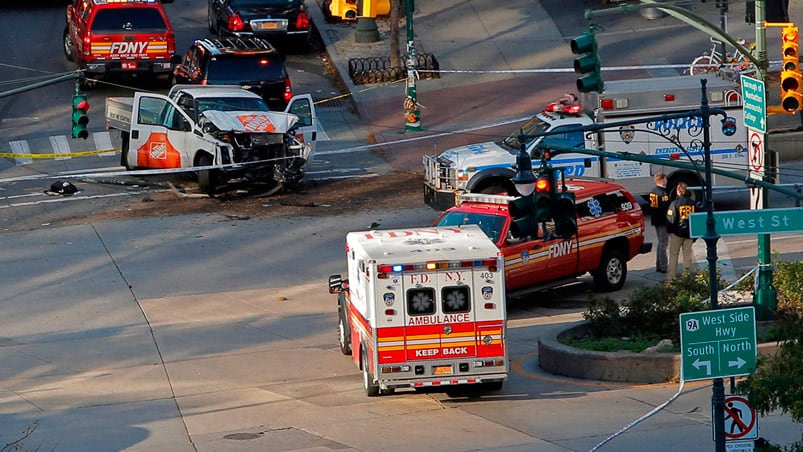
top-left (543, 228), bottom-right (579, 278)
top-left (402, 268), bottom-right (477, 363)
top-left (285, 94), bottom-right (317, 155)
top-left (129, 93), bottom-right (196, 169)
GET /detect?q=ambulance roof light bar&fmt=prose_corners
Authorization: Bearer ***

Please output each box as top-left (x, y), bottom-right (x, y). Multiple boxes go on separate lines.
top-left (96, 0), bottom-right (160, 4)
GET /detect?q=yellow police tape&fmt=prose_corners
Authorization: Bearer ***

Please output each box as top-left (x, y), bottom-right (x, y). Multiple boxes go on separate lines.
top-left (0, 149), bottom-right (118, 159)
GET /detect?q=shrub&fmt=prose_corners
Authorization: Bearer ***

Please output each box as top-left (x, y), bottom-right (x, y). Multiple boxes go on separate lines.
top-left (737, 260), bottom-right (803, 427)
top-left (584, 269), bottom-right (717, 343)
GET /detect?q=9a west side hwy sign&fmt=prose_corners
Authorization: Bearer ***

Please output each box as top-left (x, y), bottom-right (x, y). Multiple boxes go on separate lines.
top-left (680, 307), bottom-right (757, 381)
top-left (689, 207), bottom-right (803, 238)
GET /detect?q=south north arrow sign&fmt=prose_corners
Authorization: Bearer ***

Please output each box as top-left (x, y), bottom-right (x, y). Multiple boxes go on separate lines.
top-left (689, 207), bottom-right (803, 238)
top-left (680, 307), bottom-right (757, 381)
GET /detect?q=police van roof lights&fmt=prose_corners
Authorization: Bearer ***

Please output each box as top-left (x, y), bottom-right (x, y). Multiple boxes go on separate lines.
top-left (544, 94), bottom-right (582, 115)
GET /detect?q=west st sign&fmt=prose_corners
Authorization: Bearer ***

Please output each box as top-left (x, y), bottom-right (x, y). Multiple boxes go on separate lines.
top-left (689, 207), bottom-right (803, 238)
top-left (680, 307), bottom-right (757, 381)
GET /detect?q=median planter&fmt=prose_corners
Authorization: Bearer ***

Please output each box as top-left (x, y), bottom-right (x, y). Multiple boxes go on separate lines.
top-left (538, 322), bottom-right (779, 384)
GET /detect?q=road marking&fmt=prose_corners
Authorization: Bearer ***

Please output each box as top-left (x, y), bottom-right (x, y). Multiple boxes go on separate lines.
top-left (0, 190), bottom-right (167, 209)
top-left (9, 140), bottom-right (33, 165)
top-left (692, 238), bottom-right (737, 282)
top-left (50, 135), bottom-right (71, 160)
top-left (92, 132), bottom-right (116, 157)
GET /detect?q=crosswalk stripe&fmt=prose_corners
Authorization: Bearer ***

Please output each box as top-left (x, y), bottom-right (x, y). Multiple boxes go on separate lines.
top-left (92, 132), bottom-right (116, 157)
top-left (692, 239), bottom-right (737, 283)
top-left (9, 141), bottom-right (33, 165)
top-left (50, 135), bottom-right (71, 160)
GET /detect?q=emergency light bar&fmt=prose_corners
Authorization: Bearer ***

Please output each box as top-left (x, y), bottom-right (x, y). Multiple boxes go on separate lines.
top-left (377, 259), bottom-right (498, 276)
top-left (456, 192), bottom-right (515, 206)
top-left (97, 0), bottom-right (159, 3)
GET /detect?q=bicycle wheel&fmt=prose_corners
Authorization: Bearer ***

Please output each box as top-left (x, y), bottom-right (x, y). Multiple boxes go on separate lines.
top-left (689, 55), bottom-right (718, 76)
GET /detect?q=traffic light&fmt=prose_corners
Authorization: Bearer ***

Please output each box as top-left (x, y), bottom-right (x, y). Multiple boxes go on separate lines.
top-left (508, 195), bottom-right (537, 240)
top-left (780, 25), bottom-right (801, 112)
top-left (328, 0), bottom-right (358, 20)
top-left (363, 0), bottom-right (390, 17)
top-left (507, 174), bottom-right (554, 240)
top-left (71, 92), bottom-right (90, 140)
top-left (570, 31), bottom-right (603, 94)
top-left (552, 191), bottom-right (578, 239)
top-left (533, 175), bottom-right (553, 223)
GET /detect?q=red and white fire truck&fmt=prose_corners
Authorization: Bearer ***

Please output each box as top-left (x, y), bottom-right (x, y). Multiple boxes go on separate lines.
top-left (328, 225), bottom-right (508, 396)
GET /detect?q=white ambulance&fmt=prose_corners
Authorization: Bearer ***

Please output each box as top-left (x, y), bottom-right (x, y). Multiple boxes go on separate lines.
top-left (328, 225), bottom-right (508, 396)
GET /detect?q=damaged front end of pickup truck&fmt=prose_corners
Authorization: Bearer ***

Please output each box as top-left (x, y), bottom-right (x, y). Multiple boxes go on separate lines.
top-left (199, 110), bottom-right (312, 193)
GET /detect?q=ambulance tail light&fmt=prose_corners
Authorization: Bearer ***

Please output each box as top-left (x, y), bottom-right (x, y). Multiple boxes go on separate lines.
top-left (381, 365), bottom-right (410, 374)
top-left (474, 359), bottom-right (505, 368)
top-left (484, 302), bottom-right (497, 309)
top-left (384, 308), bottom-right (396, 316)
top-left (228, 14), bottom-right (245, 32)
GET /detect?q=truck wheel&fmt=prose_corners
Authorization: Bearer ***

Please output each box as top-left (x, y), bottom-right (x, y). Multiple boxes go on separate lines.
top-left (207, 5), bottom-right (217, 33)
top-left (362, 352), bottom-right (380, 397)
top-left (197, 154), bottom-right (217, 195)
top-left (593, 248), bottom-right (627, 292)
top-left (63, 28), bottom-right (75, 62)
top-left (669, 174), bottom-right (702, 203)
top-left (338, 309), bottom-right (352, 356)
top-left (478, 184), bottom-right (507, 196)
top-left (120, 134), bottom-right (132, 170)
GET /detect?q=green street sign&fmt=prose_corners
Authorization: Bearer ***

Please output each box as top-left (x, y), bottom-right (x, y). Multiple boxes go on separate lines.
top-left (689, 207), bottom-right (803, 238)
top-left (741, 75), bottom-right (766, 133)
top-left (679, 307), bottom-right (757, 382)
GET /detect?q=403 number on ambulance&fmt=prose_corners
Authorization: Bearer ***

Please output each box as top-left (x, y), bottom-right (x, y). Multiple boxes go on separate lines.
top-left (328, 226), bottom-right (508, 396)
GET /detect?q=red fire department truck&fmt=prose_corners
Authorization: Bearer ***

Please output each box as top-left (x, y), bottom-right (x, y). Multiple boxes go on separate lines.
top-left (328, 225), bottom-right (508, 396)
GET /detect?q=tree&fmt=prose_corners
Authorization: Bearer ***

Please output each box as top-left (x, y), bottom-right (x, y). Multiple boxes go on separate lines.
top-left (736, 260), bottom-right (803, 423)
top-left (389, 0), bottom-right (401, 70)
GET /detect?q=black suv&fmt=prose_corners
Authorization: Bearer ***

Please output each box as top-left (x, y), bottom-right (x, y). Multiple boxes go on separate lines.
top-left (207, 0), bottom-right (311, 51)
top-left (173, 38), bottom-right (292, 109)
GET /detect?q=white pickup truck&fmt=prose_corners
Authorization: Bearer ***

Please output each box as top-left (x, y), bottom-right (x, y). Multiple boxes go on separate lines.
top-left (105, 85), bottom-right (317, 194)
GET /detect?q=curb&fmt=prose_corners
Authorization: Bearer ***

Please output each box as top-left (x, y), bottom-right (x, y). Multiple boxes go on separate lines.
top-left (538, 321), bottom-right (780, 384)
top-left (306, 1), bottom-right (369, 121)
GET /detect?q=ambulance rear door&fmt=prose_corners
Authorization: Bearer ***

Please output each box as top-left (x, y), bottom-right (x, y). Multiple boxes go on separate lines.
top-left (403, 267), bottom-right (478, 364)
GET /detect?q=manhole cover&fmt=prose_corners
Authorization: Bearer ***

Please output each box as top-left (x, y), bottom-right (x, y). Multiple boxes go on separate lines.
top-left (223, 432), bottom-right (262, 441)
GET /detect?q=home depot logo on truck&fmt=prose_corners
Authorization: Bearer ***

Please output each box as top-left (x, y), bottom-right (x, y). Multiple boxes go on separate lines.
top-left (328, 225), bottom-right (508, 396)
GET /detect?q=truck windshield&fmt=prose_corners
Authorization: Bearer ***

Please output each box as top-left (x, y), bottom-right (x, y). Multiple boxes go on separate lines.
top-left (196, 97), bottom-right (270, 114)
top-left (434, 212), bottom-right (507, 244)
top-left (500, 116), bottom-right (549, 152)
top-left (91, 9), bottom-right (167, 33)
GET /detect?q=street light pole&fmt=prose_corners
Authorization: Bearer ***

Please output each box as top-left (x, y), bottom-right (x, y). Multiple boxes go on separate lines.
top-left (403, 0), bottom-right (421, 132)
top-left (698, 78), bottom-right (726, 452)
top-left (753, 0), bottom-right (778, 320)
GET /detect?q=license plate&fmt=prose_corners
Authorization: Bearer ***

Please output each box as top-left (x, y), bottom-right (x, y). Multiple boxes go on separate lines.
top-left (433, 365), bottom-right (452, 375)
top-left (121, 62), bottom-right (137, 70)
top-left (256, 21), bottom-right (279, 30)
